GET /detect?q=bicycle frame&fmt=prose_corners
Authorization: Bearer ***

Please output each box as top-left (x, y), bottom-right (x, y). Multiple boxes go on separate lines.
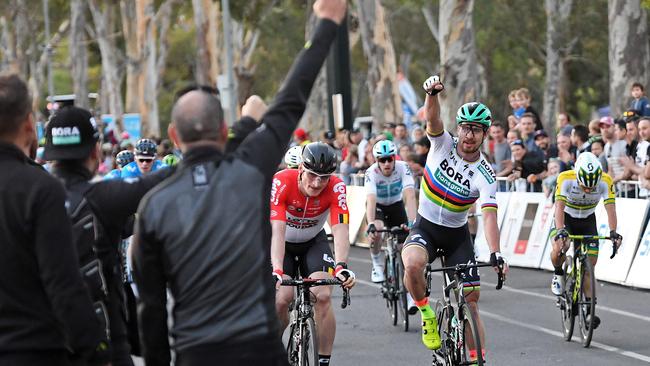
top-left (566, 235), bottom-right (609, 303)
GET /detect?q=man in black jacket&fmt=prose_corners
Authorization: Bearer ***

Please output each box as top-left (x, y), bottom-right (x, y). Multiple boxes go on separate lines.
top-left (0, 74), bottom-right (107, 365)
top-left (43, 105), bottom-right (175, 366)
top-left (131, 1), bottom-right (347, 365)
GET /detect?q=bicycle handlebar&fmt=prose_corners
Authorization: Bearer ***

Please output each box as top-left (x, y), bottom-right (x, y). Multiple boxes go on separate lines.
top-left (428, 262), bottom-right (504, 290)
top-left (373, 226), bottom-right (408, 234)
top-left (281, 278), bottom-right (351, 309)
top-left (567, 235), bottom-right (618, 259)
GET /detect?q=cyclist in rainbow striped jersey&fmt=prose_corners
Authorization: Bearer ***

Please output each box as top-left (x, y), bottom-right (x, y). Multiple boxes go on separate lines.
top-left (401, 75), bottom-right (508, 359)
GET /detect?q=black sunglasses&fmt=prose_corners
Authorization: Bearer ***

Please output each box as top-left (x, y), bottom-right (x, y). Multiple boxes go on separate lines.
top-left (137, 158), bottom-right (154, 163)
top-left (378, 156), bottom-right (394, 164)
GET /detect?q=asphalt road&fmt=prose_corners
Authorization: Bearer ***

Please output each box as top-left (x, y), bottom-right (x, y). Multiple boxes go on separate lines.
top-left (135, 245), bottom-right (650, 365)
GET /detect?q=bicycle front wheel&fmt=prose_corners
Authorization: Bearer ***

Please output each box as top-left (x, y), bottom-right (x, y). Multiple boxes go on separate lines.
top-left (395, 254), bottom-right (409, 332)
top-left (578, 258), bottom-right (596, 348)
top-left (433, 300), bottom-right (452, 366)
top-left (459, 303), bottom-right (484, 366)
top-left (298, 318), bottom-right (319, 366)
top-left (561, 255), bottom-right (575, 341)
top-left (385, 255), bottom-right (398, 326)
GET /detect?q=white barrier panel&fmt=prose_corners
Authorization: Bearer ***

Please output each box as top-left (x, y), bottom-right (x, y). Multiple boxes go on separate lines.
top-left (346, 186), bottom-right (366, 245)
top-left (496, 193), bottom-right (549, 267)
top-left (323, 186), bottom-right (366, 245)
top-left (625, 219), bottom-right (650, 289)
top-left (593, 198), bottom-right (647, 284)
top-left (539, 234), bottom-right (555, 271)
top-left (520, 195), bottom-right (554, 268)
top-left (474, 192), bottom-right (511, 263)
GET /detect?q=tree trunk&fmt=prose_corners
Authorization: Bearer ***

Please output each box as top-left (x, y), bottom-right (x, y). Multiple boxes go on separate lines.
top-left (89, 0), bottom-right (124, 133)
top-left (70, 0), bottom-right (89, 108)
top-left (608, 0), bottom-right (650, 116)
top-left (121, 0), bottom-right (140, 113)
top-left (155, 0), bottom-right (178, 90)
top-left (232, 20), bottom-right (259, 106)
top-left (356, 0), bottom-right (402, 131)
top-left (300, 9), bottom-right (329, 136)
top-left (192, 0), bottom-right (220, 87)
top-left (438, 0), bottom-right (483, 131)
top-left (136, 0), bottom-right (159, 138)
top-left (543, 0), bottom-right (572, 134)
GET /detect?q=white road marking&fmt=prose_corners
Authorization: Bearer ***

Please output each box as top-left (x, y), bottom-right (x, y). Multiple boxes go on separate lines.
top-left (349, 255), bottom-right (650, 323)
top-left (353, 277), bottom-right (650, 364)
top-left (480, 311), bottom-right (650, 364)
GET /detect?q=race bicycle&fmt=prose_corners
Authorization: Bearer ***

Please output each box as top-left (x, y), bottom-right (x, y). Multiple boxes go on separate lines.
top-left (282, 275), bottom-right (350, 366)
top-left (427, 254), bottom-right (504, 366)
top-left (558, 234), bottom-right (616, 348)
top-left (375, 226), bottom-right (410, 331)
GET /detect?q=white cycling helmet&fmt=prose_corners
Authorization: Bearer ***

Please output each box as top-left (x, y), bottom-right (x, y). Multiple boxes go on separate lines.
top-left (284, 145), bottom-right (303, 168)
top-left (372, 140), bottom-right (397, 158)
top-left (574, 152), bottom-right (603, 188)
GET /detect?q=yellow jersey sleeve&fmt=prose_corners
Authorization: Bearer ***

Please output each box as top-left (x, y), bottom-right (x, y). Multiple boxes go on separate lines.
top-left (601, 173), bottom-right (616, 204)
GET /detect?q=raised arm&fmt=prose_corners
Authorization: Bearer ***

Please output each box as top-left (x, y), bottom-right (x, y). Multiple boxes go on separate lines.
top-left (236, 0), bottom-right (347, 177)
top-left (422, 76), bottom-right (445, 136)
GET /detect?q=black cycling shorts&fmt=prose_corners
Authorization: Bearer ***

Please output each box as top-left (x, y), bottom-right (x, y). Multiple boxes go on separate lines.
top-left (376, 201), bottom-right (409, 242)
top-left (404, 215), bottom-right (480, 291)
top-left (564, 213), bottom-right (599, 257)
top-left (284, 230), bottom-right (335, 277)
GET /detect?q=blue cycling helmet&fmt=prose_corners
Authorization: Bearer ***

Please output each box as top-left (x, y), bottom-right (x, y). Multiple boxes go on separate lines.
top-left (135, 138), bottom-right (157, 158)
top-left (372, 140), bottom-right (397, 158)
top-left (115, 150), bottom-right (135, 168)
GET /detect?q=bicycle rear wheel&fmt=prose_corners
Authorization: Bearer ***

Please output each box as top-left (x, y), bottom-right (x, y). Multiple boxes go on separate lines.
top-left (298, 318), bottom-right (319, 366)
top-left (578, 258), bottom-right (596, 348)
top-left (560, 255), bottom-right (575, 342)
top-left (385, 255), bottom-right (398, 326)
top-left (459, 303), bottom-right (484, 366)
top-left (395, 255), bottom-right (409, 332)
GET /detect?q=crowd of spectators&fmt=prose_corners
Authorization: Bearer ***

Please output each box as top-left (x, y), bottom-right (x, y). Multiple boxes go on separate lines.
top-left (296, 82), bottom-right (650, 200)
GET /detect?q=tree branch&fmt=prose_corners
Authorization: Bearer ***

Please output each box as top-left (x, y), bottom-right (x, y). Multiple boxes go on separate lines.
top-left (421, 5), bottom-right (439, 44)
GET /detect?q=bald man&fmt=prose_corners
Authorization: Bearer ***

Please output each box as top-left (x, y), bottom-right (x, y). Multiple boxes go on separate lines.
top-left (131, 1), bottom-right (348, 365)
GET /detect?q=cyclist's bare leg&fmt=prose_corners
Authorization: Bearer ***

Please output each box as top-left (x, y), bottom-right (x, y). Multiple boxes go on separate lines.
top-left (583, 255), bottom-right (598, 297)
top-left (402, 245), bottom-right (429, 300)
top-left (310, 271), bottom-right (335, 355)
top-left (464, 291), bottom-right (486, 357)
top-left (550, 238), bottom-right (568, 268)
top-left (275, 275), bottom-right (294, 331)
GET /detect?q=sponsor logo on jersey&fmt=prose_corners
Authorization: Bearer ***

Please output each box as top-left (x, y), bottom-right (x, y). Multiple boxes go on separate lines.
top-left (333, 182), bottom-right (348, 211)
top-left (271, 178), bottom-right (284, 205)
top-left (478, 159), bottom-right (496, 184)
top-left (287, 217), bottom-right (319, 229)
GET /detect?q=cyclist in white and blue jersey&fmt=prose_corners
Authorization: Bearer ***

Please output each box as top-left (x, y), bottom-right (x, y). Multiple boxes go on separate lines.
top-left (365, 140), bottom-right (416, 284)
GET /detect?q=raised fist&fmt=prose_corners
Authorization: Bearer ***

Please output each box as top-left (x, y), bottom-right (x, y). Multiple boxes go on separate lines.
top-left (423, 75), bottom-right (444, 96)
top-left (313, 0), bottom-right (347, 25)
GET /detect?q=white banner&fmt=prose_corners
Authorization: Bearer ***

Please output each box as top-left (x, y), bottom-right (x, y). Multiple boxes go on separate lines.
top-left (625, 218), bottom-right (650, 289)
top-left (494, 193), bottom-right (548, 267)
top-left (475, 192), bottom-right (511, 263)
top-left (345, 186), bottom-right (367, 245)
top-left (594, 198), bottom-right (648, 284)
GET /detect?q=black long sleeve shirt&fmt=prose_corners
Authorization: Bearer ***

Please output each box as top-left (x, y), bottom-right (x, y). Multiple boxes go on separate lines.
top-left (0, 143), bottom-right (102, 357)
top-left (132, 18), bottom-right (340, 366)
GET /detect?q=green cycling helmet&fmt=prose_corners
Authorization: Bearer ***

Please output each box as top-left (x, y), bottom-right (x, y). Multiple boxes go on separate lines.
top-left (162, 154), bottom-right (180, 167)
top-left (456, 102), bottom-right (492, 128)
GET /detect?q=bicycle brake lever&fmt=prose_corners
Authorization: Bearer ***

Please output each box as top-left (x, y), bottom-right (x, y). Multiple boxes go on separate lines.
top-left (610, 242), bottom-right (618, 259)
top-left (341, 288), bottom-right (350, 309)
top-left (496, 266), bottom-right (504, 290)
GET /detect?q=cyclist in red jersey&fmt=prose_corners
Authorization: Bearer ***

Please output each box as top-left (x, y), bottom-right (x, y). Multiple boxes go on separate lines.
top-left (271, 142), bottom-right (355, 366)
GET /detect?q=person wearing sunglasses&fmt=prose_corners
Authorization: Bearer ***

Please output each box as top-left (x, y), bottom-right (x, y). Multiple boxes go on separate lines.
top-left (364, 141), bottom-right (415, 269)
top-left (271, 142), bottom-right (356, 366)
top-left (400, 75), bottom-right (509, 360)
top-left (120, 138), bottom-right (167, 178)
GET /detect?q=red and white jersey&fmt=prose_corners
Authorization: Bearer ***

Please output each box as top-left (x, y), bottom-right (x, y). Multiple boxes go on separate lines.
top-left (270, 169), bottom-right (349, 243)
